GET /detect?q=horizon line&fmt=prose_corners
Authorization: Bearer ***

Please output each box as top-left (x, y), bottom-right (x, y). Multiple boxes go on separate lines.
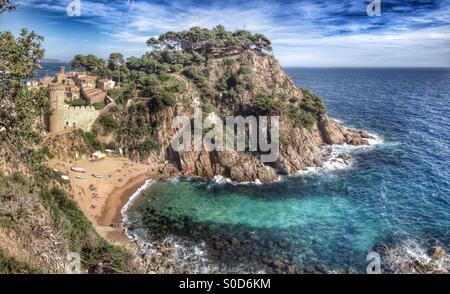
top-left (39, 59), bottom-right (450, 70)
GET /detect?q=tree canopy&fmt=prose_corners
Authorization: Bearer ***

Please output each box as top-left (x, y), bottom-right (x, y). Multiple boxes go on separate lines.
top-left (70, 54), bottom-right (110, 78)
top-left (0, 1), bottom-right (48, 157)
top-left (0, 0), bottom-right (15, 14)
top-left (108, 53), bottom-right (125, 70)
top-left (147, 25), bottom-right (272, 57)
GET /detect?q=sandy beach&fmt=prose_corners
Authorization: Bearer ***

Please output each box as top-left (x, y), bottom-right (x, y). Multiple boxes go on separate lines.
top-left (47, 156), bottom-right (158, 249)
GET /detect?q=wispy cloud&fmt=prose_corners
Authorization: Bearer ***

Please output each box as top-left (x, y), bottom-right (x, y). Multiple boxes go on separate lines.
top-left (8, 0), bottom-right (450, 66)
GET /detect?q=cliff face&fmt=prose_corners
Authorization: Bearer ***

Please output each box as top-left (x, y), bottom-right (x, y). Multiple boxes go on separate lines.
top-left (97, 51), bottom-right (372, 183)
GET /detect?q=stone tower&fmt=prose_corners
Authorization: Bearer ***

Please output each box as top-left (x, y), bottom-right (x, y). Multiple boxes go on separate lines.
top-left (48, 83), bottom-right (65, 133)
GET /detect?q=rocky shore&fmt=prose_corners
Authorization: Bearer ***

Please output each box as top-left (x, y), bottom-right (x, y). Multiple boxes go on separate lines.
top-left (382, 241), bottom-right (449, 274)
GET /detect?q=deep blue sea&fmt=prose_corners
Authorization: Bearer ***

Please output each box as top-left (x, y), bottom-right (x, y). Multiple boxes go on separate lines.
top-left (36, 62), bottom-right (72, 79)
top-left (39, 65), bottom-right (450, 273)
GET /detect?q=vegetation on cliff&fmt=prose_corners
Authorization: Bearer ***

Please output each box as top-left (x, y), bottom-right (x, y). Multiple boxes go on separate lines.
top-left (0, 1), bottom-right (133, 273)
top-left (78, 25), bottom-right (373, 184)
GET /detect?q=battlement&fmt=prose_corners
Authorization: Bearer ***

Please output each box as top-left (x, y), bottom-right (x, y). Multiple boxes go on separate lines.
top-left (66, 105), bottom-right (97, 111)
top-left (48, 84), bottom-right (65, 92)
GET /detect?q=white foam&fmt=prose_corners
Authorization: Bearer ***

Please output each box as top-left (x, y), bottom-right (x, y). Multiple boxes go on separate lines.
top-left (367, 132), bottom-right (384, 145)
top-left (121, 179), bottom-right (155, 246)
top-left (121, 179), bottom-right (155, 218)
top-left (211, 175), bottom-right (266, 186)
top-left (386, 239), bottom-right (449, 273)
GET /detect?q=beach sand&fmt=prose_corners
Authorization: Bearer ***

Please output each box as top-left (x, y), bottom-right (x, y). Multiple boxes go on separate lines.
top-left (47, 156), bottom-right (158, 249)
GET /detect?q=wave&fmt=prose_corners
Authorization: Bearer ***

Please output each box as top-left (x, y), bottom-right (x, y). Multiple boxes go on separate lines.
top-left (121, 179), bottom-right (155, 246)
top-left (294, 131), bottom-right (385, 176)
top-left (121, 178), bottom-right (221, 273)
top-left (211, 175), bottom-right (264, 185)
top-left (383, 239), bottom-right (449, 273)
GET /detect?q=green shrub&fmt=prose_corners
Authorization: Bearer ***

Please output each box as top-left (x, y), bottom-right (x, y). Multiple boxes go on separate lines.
top-left (201, 96), bottom-right (214, 113)
top-left (25, 147), bottom-right (53, 168)
top-left (163, 77), bottom-right (185, 93)
top-left (182, 66), bottom-right (206, 84)
top-left (289, 96), bottom-right (298, 103)
top-left (137, 138), bottom-right (160, 158)
top-left (108, 83), bottom-right (134, 105)
top-left (239, 65), bottom-right (252, 75)
top-left (93, 101), bottom-right (106, 110)
top-left (300, 88), bottom-right (327, 116)
top-left (68, 98), bottom-right (87, 107)
top-left (77, 129), bottom-right (104, 151)
top-left (99, 113), bottom-right (119, 133)
top-left (253, 92), bottom-right (281, 113)
top-left (223, 58), bottom-right (234, 66)
top-left (148, 92), bottom-right (176, 112)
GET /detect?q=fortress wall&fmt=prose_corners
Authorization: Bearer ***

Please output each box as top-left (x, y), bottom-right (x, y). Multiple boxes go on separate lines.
top-left (63, 105), bottom-right (101, 132)
top-left (48, 84), bottom-right (66, 133)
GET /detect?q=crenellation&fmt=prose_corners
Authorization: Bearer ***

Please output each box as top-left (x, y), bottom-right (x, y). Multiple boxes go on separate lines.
top-left (40, 66), bottom-right (114, 134)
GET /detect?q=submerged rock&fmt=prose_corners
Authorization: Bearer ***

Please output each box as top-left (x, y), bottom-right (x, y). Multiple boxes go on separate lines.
top-left (428, 246), bottom-right (446, 260)
top-left (338, 153), bottom-right (350, 160)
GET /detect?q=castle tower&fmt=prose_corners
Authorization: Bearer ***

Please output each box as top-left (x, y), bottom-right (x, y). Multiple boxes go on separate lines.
top-left (59, 66), bottom-right (65, 75)
top-left (48, 83), bottom-right (66, 133)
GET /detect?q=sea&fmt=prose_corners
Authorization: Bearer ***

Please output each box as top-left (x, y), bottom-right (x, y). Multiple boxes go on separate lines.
top-left (38, 64), bottom-right (450, 273)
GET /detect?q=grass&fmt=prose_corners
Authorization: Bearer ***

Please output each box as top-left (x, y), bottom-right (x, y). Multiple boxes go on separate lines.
top-left (0, 249), bottom-right (36, 274)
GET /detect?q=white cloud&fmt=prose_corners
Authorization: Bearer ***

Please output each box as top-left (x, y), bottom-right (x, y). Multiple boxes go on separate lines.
top-left (13, 0), bottom-right (450, 66)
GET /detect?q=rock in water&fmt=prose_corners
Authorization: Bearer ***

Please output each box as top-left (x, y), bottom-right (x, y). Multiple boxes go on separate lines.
top-left (428, 246), bottom-right (446, 260)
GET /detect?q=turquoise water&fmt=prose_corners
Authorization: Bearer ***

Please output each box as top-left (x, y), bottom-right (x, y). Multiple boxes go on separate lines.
top-left (125, 68), bottom-right (450, 273)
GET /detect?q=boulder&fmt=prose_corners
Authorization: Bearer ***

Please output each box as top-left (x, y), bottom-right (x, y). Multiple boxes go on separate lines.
top-left (338, 153), bottom-right (350, 160)
top-left (428, 246), bottom-right (446, 260)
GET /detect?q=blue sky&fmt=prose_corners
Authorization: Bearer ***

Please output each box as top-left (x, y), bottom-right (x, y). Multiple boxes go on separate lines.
top-left (1, 0), bottom-right (449, 67)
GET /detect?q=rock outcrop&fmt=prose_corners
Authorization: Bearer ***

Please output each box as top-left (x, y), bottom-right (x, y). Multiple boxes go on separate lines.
top-left (97, 51), bottom-right (373, 183)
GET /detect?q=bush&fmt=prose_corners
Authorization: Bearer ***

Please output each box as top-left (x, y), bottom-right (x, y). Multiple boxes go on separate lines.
top-left (25, 147), bottom-right (53, 168)
top-left (239, 65), bottom-right (252, 75)
top-left (77, 129), bottom-right (104, 151)
top-left (286, 106), bottom-right (318, 130)
top-left (108, 83), bottom-right (134, 105)
top-left (201, 96), bottom-right (214, 113)
top-left (99, 113), bottom-right (119, 133)
top-left (93, 101), bottom-right (106, 110)
top-left (137, 138), bottom-right (160, 158)
top-left (300, 88), bottom-right (327, 116)
top-left (182, 66), bottom-right (206, 85)
top-left (163, 77), bottom-right (186, 93)
top-left (253, 92), bottom-right (281, 113)
top-left (68, 98), bottom-right (87, 107)
top-left (148, 92), bottom-right (176, 112)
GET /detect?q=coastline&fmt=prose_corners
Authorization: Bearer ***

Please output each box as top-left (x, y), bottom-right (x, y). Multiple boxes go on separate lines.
top-left (98, 173), bottom-right (152, 227)
top-left (97, 173), bottom-right (155, 250)
top-left (47, 157), bottom-right (157, 249)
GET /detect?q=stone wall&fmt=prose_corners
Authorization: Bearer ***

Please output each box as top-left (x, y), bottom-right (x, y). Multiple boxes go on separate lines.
top-left (63, 105), bottom-right (100, 131)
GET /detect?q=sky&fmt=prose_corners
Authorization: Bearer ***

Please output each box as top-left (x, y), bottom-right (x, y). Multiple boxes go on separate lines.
top-left (1, 0), bottom-right (449, 67)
